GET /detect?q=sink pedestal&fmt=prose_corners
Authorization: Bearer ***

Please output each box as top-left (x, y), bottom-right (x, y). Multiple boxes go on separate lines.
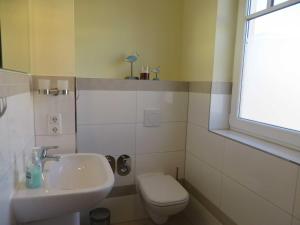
top-left (24, 212), bottom-right (80, 225)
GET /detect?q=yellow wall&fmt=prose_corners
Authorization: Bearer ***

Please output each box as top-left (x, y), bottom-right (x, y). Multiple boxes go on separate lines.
top-left (29, 0), bottom-right (75, 76)
top-left (75, 0), bottom-right (183, 80)
top-left (0, 0), bottom-right (237, 81)
top-left (181, 0), bottom-right (218, 81)
top-left (0, 0), bottom-right (30, 72)
top-left (212, 0), bottom-right (238, 82)
top-left (180, 0), bottom-right (238, 82)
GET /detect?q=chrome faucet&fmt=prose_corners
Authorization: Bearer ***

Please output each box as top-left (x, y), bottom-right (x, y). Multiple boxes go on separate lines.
top-left (39, 146), bottom-right (61, 170)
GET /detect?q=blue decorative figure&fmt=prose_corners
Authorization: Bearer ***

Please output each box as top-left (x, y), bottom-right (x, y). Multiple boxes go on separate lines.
top-left (124, 53), bottom-right (139, 80)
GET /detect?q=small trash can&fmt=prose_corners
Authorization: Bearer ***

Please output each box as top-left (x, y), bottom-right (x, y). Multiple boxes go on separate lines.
top-left (90, 208), bottom-right (111, 225)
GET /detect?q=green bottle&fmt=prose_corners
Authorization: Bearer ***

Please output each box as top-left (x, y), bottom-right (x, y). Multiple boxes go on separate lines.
top-left (26, 148), bottom-right (43, 189)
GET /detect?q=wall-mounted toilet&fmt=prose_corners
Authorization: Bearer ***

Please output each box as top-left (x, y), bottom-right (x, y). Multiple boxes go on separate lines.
top-left (137, 173), bottom-right (189, 224)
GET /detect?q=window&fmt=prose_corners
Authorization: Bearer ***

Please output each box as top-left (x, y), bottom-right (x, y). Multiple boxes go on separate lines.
top-left (230, 0), bottom-right (300, 150)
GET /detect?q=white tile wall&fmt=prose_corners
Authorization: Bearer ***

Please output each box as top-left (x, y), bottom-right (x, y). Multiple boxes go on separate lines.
top-left (136, 151), bottom-right (185, 178)
top-left (77, 87), bottom-right (188, 189)
top-left (185, 153), bottom-right (222, 207)
top-left (136, 122), bottom-right (186, 154)
top-left (188, 92), bottom-right (210, 128)
top-left (220, 176), bottom-right (291, 225)
top-left (186, 123), bottom-right (224, 170)
top-left (224, 139), bottom-right (298, 213)
top-left (0, 70), bottom-right (35, 225)
top-left (35, 135), bottom-right (76, 154)
top-left (33, 78), bottom-right (76, 154)
top-left (137, 91), bottom-right (188, 122)
top-left (34, 93), bottom-right (75, 135)
top-left (209, 94), bottom-right (231, 130)
top-left (77, 90), bottom-right (136, 125)
top-left (77, 124), bottom-right (135, 156)
top-left (185, 91), bottom-right (300, 225)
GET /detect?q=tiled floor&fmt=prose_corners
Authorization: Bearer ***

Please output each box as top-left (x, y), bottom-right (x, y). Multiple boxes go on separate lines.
top-left (113, 213), bottom-right (193, 225)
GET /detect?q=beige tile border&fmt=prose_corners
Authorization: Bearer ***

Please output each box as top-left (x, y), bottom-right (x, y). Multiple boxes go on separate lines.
top-left (77, 78), bottom-right (137, 91)
top-left (77, 78), bottom-right (189, 92)
top-left (32, 76), bottom-right (75, 91)
top-left (189, 81), bottom-right (232, 94)
top-left (183, 180), bottom-right (237, 225)
top-left (137, 80), bottom-right (189, 92)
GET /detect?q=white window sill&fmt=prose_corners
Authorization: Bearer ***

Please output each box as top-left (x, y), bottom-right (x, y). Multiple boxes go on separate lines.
top-left (210, 129), bottom-right (300, 166)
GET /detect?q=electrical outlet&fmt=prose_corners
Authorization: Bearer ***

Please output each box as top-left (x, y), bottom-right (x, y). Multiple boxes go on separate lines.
top-left (48, 114), bottom-right (62, 125)
top-left (48, 114), bottom-right (62, 135)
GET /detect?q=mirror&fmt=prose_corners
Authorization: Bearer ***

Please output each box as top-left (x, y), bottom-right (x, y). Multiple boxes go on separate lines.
top-left (0, 0), bottom-right (30, 73)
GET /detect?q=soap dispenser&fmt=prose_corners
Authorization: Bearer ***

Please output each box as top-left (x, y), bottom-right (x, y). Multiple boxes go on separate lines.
top-left (26, 147), bottom-right (43, 189)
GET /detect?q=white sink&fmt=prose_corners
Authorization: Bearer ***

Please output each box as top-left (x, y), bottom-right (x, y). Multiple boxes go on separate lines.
top-left (13, 153), bottom-right (114, 223)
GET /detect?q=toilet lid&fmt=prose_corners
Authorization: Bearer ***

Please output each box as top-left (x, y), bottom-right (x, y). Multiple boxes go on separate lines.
top-left (137, 174), bottom-right (189, 207)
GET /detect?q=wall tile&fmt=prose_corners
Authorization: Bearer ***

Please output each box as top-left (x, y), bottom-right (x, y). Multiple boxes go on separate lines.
top-left (221, 176), bottom-right (291, 225)
top-left (188, 93), bottom-right (210, 128)
top-left (35, 134), bottom-right (76, 154)
top-left (34, 92), bottom-right (75, 135)
top-left (185, 153), bottom-right (222, 207)
top-left (136, 151), bottom-right (185, 179)
top-left (0, 174), bottom-right (15, 225)
top-left (186, 123), bottom-right (224, 170)
top-left (7, 92), bottom-right (35, 182)
top-left (0, 112), bottom-right (10, 179)
top-left (136, 122), bottom-right (186, 154)
top-left (209, 94), bottom-right (231, 130)
top-left (77, 90), bottom-right (136, 125)
top-left (77, 124), bottom-right (135, 156)
top-left (0, 71), bottom-right (34, 225)
top-left (137, 91), bottom-right (188, 122)
top-left (224, 140), bottom-right (298, 213)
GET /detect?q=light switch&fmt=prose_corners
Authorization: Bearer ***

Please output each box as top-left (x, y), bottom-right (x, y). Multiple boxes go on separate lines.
top-left (144, 109), bottom-right (161, 127)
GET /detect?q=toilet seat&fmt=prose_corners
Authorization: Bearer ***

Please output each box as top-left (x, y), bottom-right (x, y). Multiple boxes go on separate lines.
top-left (137, 173), bottom-right (189, 207)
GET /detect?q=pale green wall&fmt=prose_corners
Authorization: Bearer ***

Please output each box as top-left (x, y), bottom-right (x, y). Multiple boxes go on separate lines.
top-left (75, 0), bottom-right (184, 80)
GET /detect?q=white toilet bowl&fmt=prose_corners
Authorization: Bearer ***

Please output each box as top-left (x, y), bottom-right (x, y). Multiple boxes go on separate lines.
top-left (137, 173), bottom-right (189, 224)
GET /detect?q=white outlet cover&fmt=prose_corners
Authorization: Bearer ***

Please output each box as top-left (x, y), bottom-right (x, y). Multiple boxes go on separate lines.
top-left (48, 113), bottom-right (62, 135)
top-left (144, 109), bottom-right (161, 127)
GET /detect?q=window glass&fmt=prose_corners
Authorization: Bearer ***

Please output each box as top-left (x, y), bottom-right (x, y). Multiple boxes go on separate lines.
top-left (239, 4), bottom-right (300, 132)
top-left (249, 0), bottom-right (268, 14)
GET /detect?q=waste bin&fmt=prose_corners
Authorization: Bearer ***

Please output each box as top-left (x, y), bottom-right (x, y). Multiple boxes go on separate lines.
top-left (90, 208), bottom-right (111, 225)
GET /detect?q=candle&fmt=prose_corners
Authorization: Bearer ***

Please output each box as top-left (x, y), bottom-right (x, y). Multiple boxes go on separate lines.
top-left (38, 79), bottom-right (50, 90)
top-left (57, 80), bottom-right (69, 90)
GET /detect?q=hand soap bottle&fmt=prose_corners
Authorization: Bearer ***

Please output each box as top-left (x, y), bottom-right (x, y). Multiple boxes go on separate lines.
top-left (26, 147), bottom-right (43, 189)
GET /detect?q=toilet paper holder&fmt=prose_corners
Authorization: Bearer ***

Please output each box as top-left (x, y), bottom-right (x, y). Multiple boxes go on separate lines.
top-left (117, 155), bottom-right (131, 176)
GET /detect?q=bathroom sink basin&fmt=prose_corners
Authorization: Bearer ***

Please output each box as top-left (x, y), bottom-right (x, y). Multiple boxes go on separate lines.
top-left (13, 153), bottom-right (114, 223)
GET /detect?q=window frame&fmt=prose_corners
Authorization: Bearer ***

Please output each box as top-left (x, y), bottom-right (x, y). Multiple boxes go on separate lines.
top-left (230, 0), bottom-right (300, 151)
